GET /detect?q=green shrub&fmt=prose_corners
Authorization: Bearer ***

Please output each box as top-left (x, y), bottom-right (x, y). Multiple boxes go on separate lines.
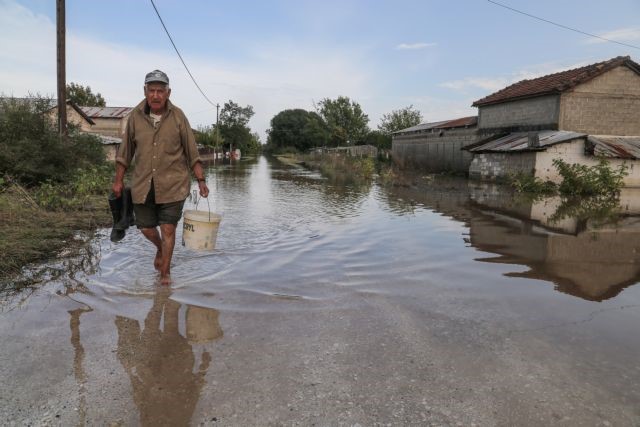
top-left (0, 96), bottom-right (106, 187)
top-left (33, 164), bottom-right (112, 211)
top-left (507, 172), bottom-right (556, 195)
top-left (552, 158), bottom-right (627, 197)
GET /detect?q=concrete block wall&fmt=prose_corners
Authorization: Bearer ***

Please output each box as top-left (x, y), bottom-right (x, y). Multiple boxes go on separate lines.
top-left (468, 151), bottom-right (537, 181)
top-left (470, 139), bottom-right (640, 187)
top-left (88, 118), bottom-right (126, 138)
top-left (392, 128), bottom-right (478, 172)
top-left (478, 95), bottom-right (560, 131)
top-left (559, 66), bottom-right (640, 135)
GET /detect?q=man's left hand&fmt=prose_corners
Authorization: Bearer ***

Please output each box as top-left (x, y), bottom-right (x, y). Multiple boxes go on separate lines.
top-left (198, 181), bottom-right (209, 198)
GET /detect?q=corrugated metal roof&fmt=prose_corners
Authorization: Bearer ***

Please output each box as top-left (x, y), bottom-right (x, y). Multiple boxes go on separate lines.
top-left (394, 116), bottom-right (477, 134)
top-left (91, 134), bottom-right (121, 145)
top-left (588, 135), bottom-right (640, 159)
top-left (394, 120), bottom-right (449, 134)
top-left (468, 130), bottom-right (586, 153)
top-left (472, 56), bottom-right (640, 107)
top-left (81, 106), bottom-right (133, 119)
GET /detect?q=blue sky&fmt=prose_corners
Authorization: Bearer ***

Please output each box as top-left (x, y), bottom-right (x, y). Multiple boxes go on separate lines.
top-left (1, 0), bottom-right (639, 140)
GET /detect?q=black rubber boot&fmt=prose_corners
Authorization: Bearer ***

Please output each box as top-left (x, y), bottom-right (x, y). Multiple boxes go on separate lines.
top-left (120, 187), bottom-right (135, 228)
top-left (108, 192), bottom-right (126, 242)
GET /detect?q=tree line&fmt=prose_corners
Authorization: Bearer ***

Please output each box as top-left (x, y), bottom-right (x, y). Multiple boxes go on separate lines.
top-left (265, 96), bottom-right (423, 154)
top-left (65, 83), bottom-right (423, 155)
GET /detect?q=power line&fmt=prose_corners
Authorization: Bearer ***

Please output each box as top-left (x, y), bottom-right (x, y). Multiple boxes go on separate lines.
top-left (149, 0), bottom-right (217, 105)
top-left (487, 0), bottom-right (640, 51)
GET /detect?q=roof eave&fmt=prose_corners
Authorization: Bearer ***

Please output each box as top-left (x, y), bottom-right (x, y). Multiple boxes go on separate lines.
top-left (472, 90), bottom-right (560, 107)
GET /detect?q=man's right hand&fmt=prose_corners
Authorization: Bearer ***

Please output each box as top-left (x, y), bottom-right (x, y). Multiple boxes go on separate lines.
top-left (112, 180), bottom-right (124, 198)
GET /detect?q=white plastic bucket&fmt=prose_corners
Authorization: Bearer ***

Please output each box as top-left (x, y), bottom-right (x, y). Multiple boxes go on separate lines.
top-left (182, 210), bottom-right (222, 250)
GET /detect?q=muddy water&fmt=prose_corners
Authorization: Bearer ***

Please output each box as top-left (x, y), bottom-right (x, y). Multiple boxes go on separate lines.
top-left (1, 156), bottom-right (640, 425)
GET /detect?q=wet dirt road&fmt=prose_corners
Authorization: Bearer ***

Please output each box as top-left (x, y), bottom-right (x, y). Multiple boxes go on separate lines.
top-left (1, 156), bottom-right (639, 426)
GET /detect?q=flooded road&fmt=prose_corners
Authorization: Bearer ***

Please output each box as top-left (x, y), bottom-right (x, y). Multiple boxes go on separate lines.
top-left (2, 156), bottom-right (640, 425)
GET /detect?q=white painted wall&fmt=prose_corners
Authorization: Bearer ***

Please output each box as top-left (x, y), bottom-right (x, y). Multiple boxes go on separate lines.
top-left (534, 139), bottom-right (640, 187)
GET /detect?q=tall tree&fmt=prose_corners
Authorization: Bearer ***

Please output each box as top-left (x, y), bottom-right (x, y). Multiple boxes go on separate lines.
top-left (267, 109), bottom-right (329, 152)
top-left (317, 96), bottom-right (369, 146)
top-left (218, 100), bottom-right (255, 153)
top-left (219, 100), bottom-right (254, 128)
top-left (66, 83), bottom-right (106, 107)
top-left (378, 105), bottom-right (423, 135)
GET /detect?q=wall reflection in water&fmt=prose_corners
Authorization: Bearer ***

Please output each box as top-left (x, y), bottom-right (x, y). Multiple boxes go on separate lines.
top-left (382, 178), bottom-right (640, 302)
top-left (115, 288), bottom-right (222, 426)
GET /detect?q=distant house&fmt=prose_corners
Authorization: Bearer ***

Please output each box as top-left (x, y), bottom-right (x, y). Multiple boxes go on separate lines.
top-left (466, 55), bottom-right (640, 185)
top-left (80, 106), bottom-right (133, 138)
top-left (46, 100), bottom-right (96, 132)
top-left (392, 116), bottom-right (478, 172)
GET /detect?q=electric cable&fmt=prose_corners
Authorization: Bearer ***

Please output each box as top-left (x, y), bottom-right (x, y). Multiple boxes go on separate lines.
top-left (149, 0), bottom-right (217, 105)
top-left (487, 0), bottom-right (640, 50)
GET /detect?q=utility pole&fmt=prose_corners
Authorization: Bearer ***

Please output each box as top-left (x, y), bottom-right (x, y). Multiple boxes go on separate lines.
top-left (215, 103), bottom-right (220, 164)
top-left (56, 0), bottom-right (67, 136)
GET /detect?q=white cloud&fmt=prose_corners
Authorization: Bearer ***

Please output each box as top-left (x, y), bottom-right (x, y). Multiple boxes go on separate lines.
top-left (395, 42), bottom-right (437, 50)
top-left (439, 60), bottom-right (591, 94)
top-left (586, 27), bottom-right (640, 44)
top-left (440, 77), bottom-right (510, 92)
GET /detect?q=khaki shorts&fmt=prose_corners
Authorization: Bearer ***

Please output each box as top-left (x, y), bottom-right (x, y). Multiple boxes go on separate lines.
top-left (134, 183), bottom-right (185, 228)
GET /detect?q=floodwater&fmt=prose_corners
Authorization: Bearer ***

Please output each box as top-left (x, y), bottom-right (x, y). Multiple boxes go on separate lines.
top-left (1, 156), bottom-right (640, 426)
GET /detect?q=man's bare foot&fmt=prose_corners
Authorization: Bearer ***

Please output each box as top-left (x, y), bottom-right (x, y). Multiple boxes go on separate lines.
top-left (154, 250), bottom-right (163, 271)
top-left (160, 274), bottom-right (171, 285)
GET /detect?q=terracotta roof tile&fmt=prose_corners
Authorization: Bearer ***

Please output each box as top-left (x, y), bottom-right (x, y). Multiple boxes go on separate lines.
top-left (472, 56), bottom-right (640, 107)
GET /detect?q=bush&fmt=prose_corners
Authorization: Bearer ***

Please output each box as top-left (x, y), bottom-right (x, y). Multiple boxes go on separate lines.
top-left (507, 172), bottom-right (556, 195)
top-left (0, 96), bottom-right (106, 187)
top-left (33, 164), bottom-right (112, 211)
top-left (552, 158), bottom-right (627, 197)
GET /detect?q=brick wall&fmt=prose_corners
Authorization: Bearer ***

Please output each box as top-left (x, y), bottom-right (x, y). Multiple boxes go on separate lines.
top-left (478, 95), bottom-right (560, 131)
top-left (559, 66), bottom-right (640, 135)
top-left (392, 128), bottom-right (478, 172)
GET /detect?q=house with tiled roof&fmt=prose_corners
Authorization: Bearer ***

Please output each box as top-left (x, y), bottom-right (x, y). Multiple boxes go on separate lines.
top-left (472, 55), bottom-right (640, 135)
top-left (465, 56), bottom-right (640, 186)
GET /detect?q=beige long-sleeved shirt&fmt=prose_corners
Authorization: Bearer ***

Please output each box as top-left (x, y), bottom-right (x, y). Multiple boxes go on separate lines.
top-left (116, 99), bottom-right (201, 204)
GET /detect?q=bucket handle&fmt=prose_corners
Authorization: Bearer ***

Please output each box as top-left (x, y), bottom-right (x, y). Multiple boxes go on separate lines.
top-left (193, 192), bottom-right (212, 222)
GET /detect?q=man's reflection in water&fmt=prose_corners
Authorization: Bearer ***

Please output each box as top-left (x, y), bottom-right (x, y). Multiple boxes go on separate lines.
top-left (115, 288), bottom-right (222, 426)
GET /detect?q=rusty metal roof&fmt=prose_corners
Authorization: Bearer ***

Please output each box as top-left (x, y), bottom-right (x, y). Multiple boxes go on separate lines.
top-left (587, 135), bottom-right (640, 159)
top-left (468, 130), bottom-right (586, 153)
top-left (393, 116), bottom-right (477, 134)
top-left (439, 116), bottom-right (477, 128)
top-left (472, 56), bottom-right (640, 107)
top-left (80, 106), bottom-right (133, 119)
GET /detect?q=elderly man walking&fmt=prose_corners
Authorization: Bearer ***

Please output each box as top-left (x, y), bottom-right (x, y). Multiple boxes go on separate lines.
top-left (113, 70), bottom-right (209, 284)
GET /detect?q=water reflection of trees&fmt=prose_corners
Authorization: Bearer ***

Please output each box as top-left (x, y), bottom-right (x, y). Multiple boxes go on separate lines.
top-left (115, 288), bottom-right (222, 426)
top-left (548, 195), bottom-right (622, 230)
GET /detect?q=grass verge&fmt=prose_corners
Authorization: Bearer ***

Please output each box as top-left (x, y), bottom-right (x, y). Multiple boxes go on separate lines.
top-left (0, 182), bottom-right (111, 290)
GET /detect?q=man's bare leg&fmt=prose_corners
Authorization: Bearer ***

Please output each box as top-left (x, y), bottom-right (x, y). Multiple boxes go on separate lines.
top-left (140, 227), bottom-right (163, 271)
top-left (159, 223), bottom-right (177, 285)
